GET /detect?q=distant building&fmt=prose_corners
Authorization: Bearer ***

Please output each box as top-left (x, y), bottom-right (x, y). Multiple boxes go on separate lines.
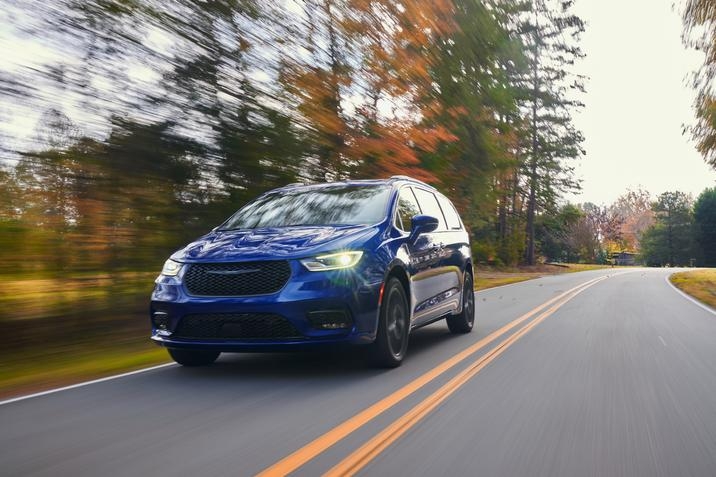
top-left (611, 251), bottom-right (637, 266)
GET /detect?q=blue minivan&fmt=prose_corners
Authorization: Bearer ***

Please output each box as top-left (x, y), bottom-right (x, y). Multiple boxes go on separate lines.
top-left (150, 176), bottom-right (474, 367)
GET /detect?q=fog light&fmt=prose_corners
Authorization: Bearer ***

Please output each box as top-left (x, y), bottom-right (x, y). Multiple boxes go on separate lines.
top-left (307, 310), bottom-right (352, 330)
top-left (152, 311), bottom-right (170, 331)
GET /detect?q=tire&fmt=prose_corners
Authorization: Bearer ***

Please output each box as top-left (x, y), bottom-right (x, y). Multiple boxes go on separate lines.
top-left (371, 277), bottom-right (410, 368)
top-left (168, 348), bottom-right (220, 367)
top-left (447, 272), bottom-right (475, 334)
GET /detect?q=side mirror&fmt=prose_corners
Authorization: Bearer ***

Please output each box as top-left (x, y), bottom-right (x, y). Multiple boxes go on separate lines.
top-left (409, 214), bottom-right (439, 242)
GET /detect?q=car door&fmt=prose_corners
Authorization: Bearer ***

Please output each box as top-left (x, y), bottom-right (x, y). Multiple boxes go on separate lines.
top-left (408, 187), bottom-right (461, 326)
top-left (435, 192), bottom-right (471, 309)
top-left (394, 187), bottom-right (434, 321)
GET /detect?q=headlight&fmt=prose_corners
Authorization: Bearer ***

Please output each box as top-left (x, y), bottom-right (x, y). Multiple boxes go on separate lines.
top-left (161, 259), bottom-right (183, 276)
top-left (300, 251), bottom-right (363, 271)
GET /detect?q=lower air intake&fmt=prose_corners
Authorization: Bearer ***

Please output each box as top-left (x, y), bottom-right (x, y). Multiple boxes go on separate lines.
top-left (173, 313), bottom-right (302, 340)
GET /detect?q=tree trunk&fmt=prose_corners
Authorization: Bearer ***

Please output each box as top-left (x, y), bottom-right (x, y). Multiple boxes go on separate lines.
top-left (317, 0), bottom-right (344, 178)
top-left (525, 37), bottom-right (539, 266)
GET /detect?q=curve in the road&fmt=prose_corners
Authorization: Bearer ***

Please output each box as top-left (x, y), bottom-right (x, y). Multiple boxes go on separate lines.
top-left (664, 274), bottom-right (716, 316)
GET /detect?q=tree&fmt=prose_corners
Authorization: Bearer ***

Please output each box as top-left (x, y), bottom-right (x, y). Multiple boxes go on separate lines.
top-left (521, 0), bottom-right (585, 265)
top-left (547, 203), bottom-right (622, 264)
top-left (428, 0), bottom-right (531, 265)
top-left (535, 202), bottom-right (582, 262)
top-left (640, 191), bottom-right (696, 266)
top-left (280, 0), bottom-right (457, 183)
top-left (11, 110), bottom-right (88, 273)
top-left (609, 187), bottom-right (654, 251)
top-left (683, 0), bottom-right (716, 167)
top-left (0, 0), bottom-right (589, 275)
top-left (564, 214), bottom-right (600, 263)
top-left (693, 188), bottom-right (716, 266)
top-left (0, 167), bottom-right (28, 274)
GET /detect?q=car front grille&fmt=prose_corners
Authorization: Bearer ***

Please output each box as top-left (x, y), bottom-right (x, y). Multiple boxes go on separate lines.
top-left (184, 261), bottom-right (291, 296)
top-left (173, 313), bottom-right (303, 340)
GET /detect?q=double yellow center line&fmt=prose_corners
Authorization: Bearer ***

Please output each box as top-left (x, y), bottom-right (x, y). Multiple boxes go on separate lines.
top-left (258, 274), bottom-right (608, 476)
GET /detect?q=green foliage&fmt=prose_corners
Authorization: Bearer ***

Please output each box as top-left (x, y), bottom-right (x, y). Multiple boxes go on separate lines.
top-left (693, 188), bottom-right (716, 266)
top-left (639, 191), bottom-right (699, 266)
top-left (535, 203), bottom-right (583, 262)
top-left (0, 1), bottom-right (588, 277)
top-left (472, 241), bottom-right (500, 266)
top-left (428, 0), bottom-right (531, 265)
top-left (639, 226), bottom-right (663, 266)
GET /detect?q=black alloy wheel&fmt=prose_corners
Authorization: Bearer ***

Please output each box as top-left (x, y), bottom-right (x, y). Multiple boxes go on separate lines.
top-left (447, 272), bottom-right (475, 334)
top-left (372, 277), bottom-right (410, 368)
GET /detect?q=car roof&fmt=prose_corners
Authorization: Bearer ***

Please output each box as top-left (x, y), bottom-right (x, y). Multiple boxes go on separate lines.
top-left (275, 176), bottom-right (437, 193)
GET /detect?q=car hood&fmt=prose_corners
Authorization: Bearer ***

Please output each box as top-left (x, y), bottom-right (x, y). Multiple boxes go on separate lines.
top-left (172, 225), bottom-right (380, 262)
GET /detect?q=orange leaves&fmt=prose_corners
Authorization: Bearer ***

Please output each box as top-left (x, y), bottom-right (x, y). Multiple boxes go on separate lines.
top-left (350, 0), bottom-right (458, 178)
top-left (351, 119), bottom-right (456, 183)
top-left (292, 68), bottom-right (347, 137)
top-left (281, 0), bottom-right (459, 181)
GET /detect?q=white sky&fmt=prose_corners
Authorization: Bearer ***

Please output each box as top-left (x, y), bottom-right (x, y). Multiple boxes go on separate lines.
top-left (566, 0), bottom-right (716, 205)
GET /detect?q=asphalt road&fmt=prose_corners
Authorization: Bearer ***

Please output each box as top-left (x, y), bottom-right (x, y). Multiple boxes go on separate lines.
top-left (3, 268), bottom-right (716, 477)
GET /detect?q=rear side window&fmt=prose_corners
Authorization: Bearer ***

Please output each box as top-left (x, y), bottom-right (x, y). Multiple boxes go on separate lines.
top-left (412, 188), bottom-right (447, 231)
top-left (437, 195), bottom-right (462, 230)
top-left (395, 187), bottom-right (421, 232)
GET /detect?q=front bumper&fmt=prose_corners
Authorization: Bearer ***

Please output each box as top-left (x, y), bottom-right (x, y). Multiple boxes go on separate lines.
top-left (150, 260), bottom-right (383, 351)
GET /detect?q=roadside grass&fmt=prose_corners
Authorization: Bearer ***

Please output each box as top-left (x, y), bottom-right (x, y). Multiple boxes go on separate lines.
top-left (475, 263), bottom-right (612, 290)
top-left (559, 263), bottom-right (614, 272)
top-left (0, 340), bottom-right (170, 400)
top-left (669, 269), bottom-right (716, 309)
top-left (0, 272), bottom-right (157, 321)
top-left (0, 271), bottom-right (167, 400)
top-left (475, 275), bottom-right (535, 289)
top-left (1, 263), bottom-right (613, 400)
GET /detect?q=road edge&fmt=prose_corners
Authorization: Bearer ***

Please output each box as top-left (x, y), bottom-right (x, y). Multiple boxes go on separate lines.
top-left (0, 363), bottom-right (176, 407)
top-left (664, 273), bottom-right (716, 316)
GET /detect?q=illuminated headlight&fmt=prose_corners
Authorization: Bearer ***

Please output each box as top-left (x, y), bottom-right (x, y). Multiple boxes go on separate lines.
top-left (300, 251), bottom-right (363, 271)
top-left (161, 259), bottom-right (183, 276)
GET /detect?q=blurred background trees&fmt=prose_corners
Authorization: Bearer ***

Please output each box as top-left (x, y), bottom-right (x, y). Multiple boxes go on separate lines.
top-left (4, 0), bottom-right (715, 281)
top-left (0, 0), bottom-right (590, 278)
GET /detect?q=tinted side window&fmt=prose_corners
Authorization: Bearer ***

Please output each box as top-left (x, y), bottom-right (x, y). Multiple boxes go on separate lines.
top-left (437, 195), bottom-right (462, 230)
top-left (412, 188), bottom-right (447, 231)
top-left (395, 187), bottom-right (421, 232)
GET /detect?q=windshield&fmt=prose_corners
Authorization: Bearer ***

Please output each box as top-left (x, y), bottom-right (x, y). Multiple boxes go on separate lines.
top-left (220, 185), bottom-right (392, 230)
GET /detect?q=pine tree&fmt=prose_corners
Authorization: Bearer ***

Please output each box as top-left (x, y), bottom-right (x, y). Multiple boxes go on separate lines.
top-left (641, 191), bottom-right (696, 267)
top-left (693, 188), bottom-right (716, 266)
top-left (521, 0), bottom-right (585, 264)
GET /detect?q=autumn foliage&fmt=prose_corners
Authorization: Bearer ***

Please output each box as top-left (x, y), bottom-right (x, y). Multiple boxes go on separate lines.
top-left (1, 0), bottom-right (588, 281)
